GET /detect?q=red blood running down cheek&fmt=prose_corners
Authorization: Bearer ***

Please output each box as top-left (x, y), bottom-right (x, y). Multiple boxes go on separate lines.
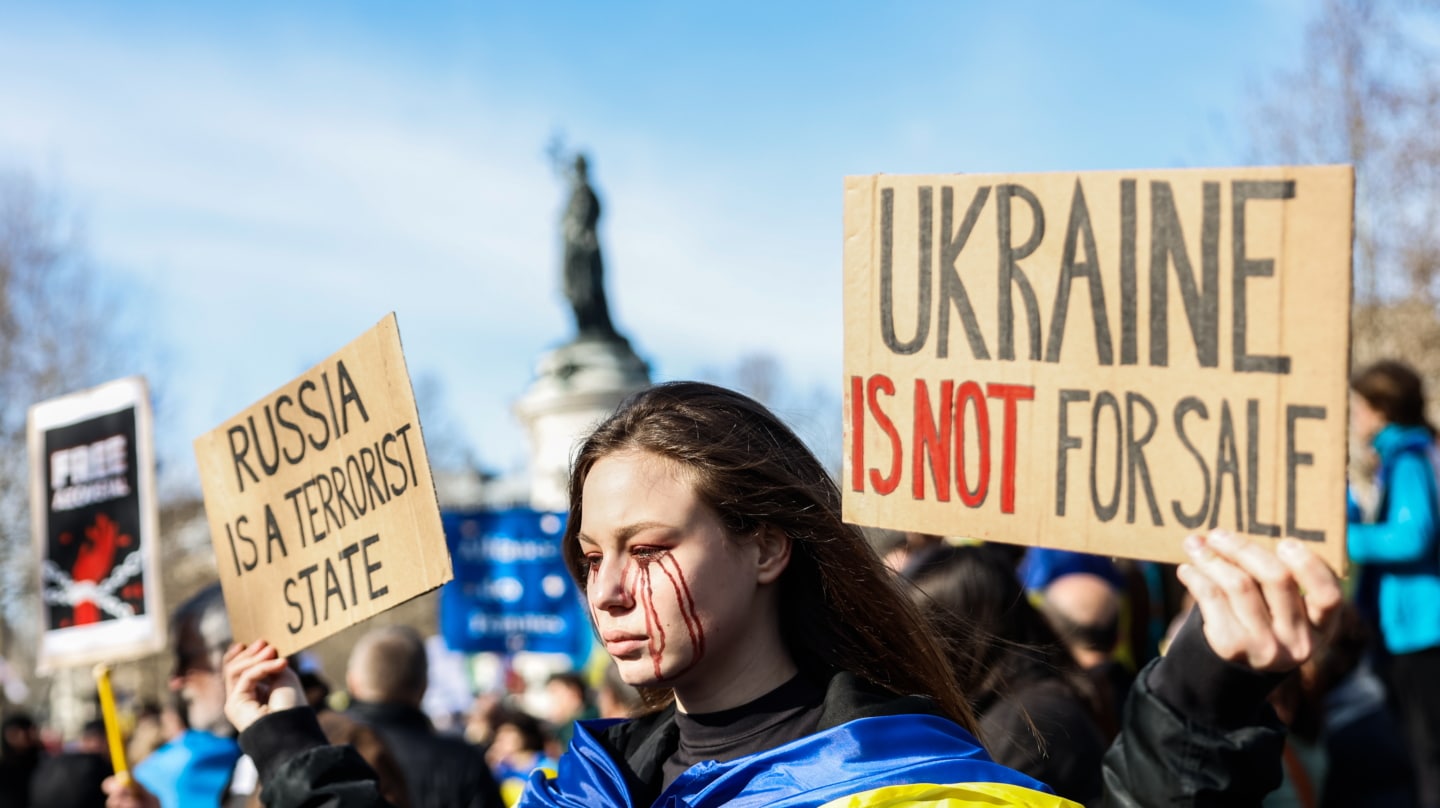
top-left (595, 553), bottom-right (706, 683)
top-left (635, 557), bottom-right (666, 680)
top-left (656, 555), bottom-right (704, 667)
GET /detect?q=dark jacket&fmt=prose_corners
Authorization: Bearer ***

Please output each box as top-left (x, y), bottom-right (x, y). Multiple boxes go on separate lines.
top-left (1101, 612), bottom-right (1286, 807)
top-left (980, 676), bottom-right (1107, 806)
top-left (345, 702), bottom-right (502, 808)
top-left (241, 616), bottom-right (1287, 808)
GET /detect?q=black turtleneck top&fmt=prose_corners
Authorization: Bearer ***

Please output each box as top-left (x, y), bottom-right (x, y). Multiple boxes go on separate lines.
top-left (660, 674), bottom-right (826, 790)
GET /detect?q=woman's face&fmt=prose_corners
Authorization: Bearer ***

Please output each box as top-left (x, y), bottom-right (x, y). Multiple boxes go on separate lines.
top-left (1351, 392), bottom-right (1387, 441)
top-left (576, 450), bottom-right (783, 699)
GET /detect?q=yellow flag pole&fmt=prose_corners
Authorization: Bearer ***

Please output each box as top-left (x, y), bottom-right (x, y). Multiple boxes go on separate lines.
top-left (92, 664), bottom-right (131, 786)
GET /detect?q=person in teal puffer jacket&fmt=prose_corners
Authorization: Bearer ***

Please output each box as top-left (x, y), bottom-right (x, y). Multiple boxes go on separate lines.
top-left (1348, 359), bottom-right (1440, 808)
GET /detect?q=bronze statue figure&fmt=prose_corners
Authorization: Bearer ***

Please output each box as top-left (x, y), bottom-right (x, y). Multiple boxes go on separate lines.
top-left (559, 153), bottom-right (619, 341)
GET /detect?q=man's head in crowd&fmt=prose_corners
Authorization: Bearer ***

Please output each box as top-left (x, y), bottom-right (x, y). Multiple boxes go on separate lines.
top-left (1042, 572), bottom-right (1121, 669)
top-left (347, 626), bottom-right (428, 708)
top-left (169, 583), bottom-right (234, 736)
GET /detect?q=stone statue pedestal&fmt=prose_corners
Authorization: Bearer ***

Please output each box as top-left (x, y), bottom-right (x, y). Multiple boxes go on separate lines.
top-left (514, 337), bottom-right (650, 511)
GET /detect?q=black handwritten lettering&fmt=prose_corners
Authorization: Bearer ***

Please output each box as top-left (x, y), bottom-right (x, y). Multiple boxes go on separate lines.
top-left (1090, 391), bottom-right (1122, 522)
top-left (362, 534), bottom-right (388, 599)
top-left (284, 579), bottom-right (303, 634)
top-left (879, 188), bottom-right (932, 355)
top-left (1172, 397), bottom-right (1212, 530)
top-left (263, 504), bottom-right (288, 563)
top-left (228, 426), bottom-right (258, 493)
top-left (1125, 392), bottom-right (1162, 526)
top-left (1119, 179), bottom-right (1138, 365)
top-left (299, 379), bottom-right (331, 451)
top-left (1055, 389), bottom-right (1090, 516)
top-left (1149, 181), bottom-right (1219, 368)
top-left (1232, 180), bottom-right (1296, 374)
top-left (1047, 180), bottom-right (1114, 365)
top-left (938, 186), bottom-right (991, 360)
top-left (1245, 399), bottom-right (1281, 537)
top-left (1210, 401), bottom-right (1243, 531)
top-left (335, 359), bottom-right (371, 431)
top-left (275, 395), bottom-right (306, 464)
top-left (997, 184), bottom-right (1044, 361)
top-left (1286, 405), bottom-right (1326, 540)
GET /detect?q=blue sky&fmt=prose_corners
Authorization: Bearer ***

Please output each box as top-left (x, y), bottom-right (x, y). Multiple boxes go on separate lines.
top-left (0, 1), bottom-right (1310, 491)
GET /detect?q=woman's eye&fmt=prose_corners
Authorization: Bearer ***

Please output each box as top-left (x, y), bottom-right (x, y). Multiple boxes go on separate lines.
top-left (631, 546), bottom-right (666, 561)
top-left (583, 555), bottom-right (602, 572)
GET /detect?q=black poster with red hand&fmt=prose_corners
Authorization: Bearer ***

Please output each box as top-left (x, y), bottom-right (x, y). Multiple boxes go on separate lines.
top-left (42, 407), bottom-right (144, 629)
top-left (29, 376), bottom-right (163, 670)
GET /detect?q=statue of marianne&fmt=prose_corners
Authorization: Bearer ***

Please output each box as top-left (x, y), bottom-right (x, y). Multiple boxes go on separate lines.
top-left (560, 153), bottom-right (619, 341)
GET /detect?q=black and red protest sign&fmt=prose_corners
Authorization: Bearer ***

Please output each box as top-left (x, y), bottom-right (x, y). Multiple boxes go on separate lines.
top-left (29, 376), bottom-right (164, 670)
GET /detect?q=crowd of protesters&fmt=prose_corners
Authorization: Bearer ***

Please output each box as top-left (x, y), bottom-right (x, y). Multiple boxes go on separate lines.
top-left (0, 361), bottom-right (1434, 806)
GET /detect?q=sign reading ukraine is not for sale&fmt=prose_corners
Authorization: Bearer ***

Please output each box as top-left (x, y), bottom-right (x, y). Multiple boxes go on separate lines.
top-left (194, 313), bottom-right (452, 655)
top-left (842, 166), bottom-right (1352, 571)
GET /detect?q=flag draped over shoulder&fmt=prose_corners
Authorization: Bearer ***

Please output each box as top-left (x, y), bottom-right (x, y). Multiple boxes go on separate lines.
top-left (521, 713), bottom-right (1080, 808)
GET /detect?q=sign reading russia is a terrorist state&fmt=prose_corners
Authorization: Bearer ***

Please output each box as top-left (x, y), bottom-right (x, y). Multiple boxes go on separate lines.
top-left (194, 314), bottom-right (452, 655)
top-left (843, 166), bottom-right (1352, 571)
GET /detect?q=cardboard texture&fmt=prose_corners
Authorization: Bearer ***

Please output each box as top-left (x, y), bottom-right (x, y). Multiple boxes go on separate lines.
top-left (29, 376), bottom-right (165, 671)
top-left (843, 167), bottom-right (1353, 572)
top-left (194, 314), bottom-right (452, 655)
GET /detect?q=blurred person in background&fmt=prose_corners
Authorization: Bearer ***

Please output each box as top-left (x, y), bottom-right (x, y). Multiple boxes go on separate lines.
top-left (102, 583), bottom-right (249, 807)
top-left (127, 701), bottom-right (167, 766)
top-left (1347, 359), bottom-right (1440, 807)
top-left (462, 693), bottom-right (503, 754)
top-left (0, 713), bottom-right (43, 808)
top-left (344, 626), bottom-right (503, 808)
top-left (483, 710), bottom-right (557, 807)
top-left (912, 544), bottom-right (1110, 805)
top-left (540, 673), bottom-right (593, 755)
top-left (158, 693), bottom-right (187, 743)
top-left (1263, 603), bottom-right (1415, 808)
top-left (29, 740), bottom-right (111, 808)
top-left (1040, 571), bottom-right (1133, 739)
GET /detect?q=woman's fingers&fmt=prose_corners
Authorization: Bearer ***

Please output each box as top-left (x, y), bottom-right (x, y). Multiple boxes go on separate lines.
top-left (223, 640), bottom-right (287, 733)
top-left (1277, 538), bottom-right (1343, 638)
top-left (1176, 560), bottom-right (1246, 659)
top-left (223, 641), bottom-right (272, 687)
top-left (233, 655), bottom-right (288, 701)
top-left (1183, 533), bottom-right (1277, 657)
top-left (1206, 531), bottom-right (1308, 661)
top-left (1176, 532), bottom-right (1342, 672)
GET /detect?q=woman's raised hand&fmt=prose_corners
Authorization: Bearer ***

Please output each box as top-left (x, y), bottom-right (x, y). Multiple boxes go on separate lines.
top-left (1177, 530), bottom-right (1342, 673)
top-left (222, 639), bottom-right (304, 734)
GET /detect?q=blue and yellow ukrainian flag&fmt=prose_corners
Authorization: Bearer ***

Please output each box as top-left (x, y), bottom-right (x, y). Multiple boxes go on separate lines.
top-left (521, 713), bottom-right (1080, 807)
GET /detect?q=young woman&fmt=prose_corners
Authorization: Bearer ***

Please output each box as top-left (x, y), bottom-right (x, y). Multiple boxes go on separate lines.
top-left (135, 382), bottom-right (1341, 808)
top-left (1347, 360), bottom-right (1440, 806)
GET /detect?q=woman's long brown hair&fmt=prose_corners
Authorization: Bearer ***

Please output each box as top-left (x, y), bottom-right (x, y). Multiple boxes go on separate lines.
top-left (562, 381), bottom-right (977, 732)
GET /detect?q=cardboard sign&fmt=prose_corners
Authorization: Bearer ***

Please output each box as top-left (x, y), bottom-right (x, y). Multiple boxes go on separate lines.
top-left (843, 167), bottom-right (1353, 571)
top-left (29, 376), bottom-right (164, 671)
top-left (194, 314), bottom-right (452, 655)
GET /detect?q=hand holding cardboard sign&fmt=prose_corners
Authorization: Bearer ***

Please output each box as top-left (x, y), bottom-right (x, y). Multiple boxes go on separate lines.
top-left (1177, 530), bottom-right (1341, 673)
top-left (223, 640), bottom-right (303, 734)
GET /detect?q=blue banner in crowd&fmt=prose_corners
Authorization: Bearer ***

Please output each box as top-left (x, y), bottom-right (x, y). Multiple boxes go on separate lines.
top-left (439, 508), bottom-right (593, 667)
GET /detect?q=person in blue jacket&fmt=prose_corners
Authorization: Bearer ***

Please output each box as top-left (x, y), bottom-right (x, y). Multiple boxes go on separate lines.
top-left (176, 382), bottom-right (1341, 808)
top-left (1348, 359), bottom-right (1440, 807)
